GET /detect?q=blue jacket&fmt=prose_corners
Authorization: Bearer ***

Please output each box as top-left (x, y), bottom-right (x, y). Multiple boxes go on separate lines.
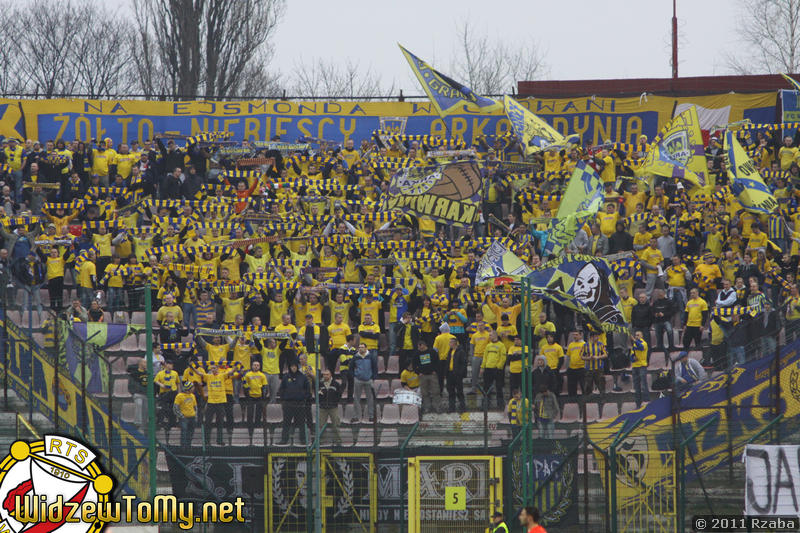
top-left (351, 352), bottom-right (377, 381)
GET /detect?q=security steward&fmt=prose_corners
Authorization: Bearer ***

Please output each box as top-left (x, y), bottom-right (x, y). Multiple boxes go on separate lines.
top-left (491, 510), bottom-right (509, 532)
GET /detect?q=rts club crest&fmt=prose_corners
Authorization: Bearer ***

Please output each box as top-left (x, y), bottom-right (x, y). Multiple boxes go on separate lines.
top-left (0, 435), bottom-right (113, 533)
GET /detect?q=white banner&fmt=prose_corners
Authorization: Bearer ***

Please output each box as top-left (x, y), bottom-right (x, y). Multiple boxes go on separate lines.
top-left (744, 444), bottom-right (800, 516)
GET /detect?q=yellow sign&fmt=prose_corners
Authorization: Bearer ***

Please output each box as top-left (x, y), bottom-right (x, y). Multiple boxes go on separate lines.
top-left (444, 486), bottom-right (467, 511)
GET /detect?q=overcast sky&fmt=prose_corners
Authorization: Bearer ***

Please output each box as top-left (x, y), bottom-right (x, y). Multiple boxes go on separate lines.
top-left (271, 0), bottom-right (741, 95)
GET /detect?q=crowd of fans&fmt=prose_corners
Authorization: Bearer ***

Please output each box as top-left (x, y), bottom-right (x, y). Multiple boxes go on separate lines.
top-left (0, 123), bottom-right (795, 447)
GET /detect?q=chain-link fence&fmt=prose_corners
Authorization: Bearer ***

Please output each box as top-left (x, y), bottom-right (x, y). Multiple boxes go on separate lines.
top-left (0, 269), bottom-right (797, 532)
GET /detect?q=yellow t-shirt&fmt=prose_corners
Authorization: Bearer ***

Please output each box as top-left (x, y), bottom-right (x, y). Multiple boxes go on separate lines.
top-left (685, 297), bottom-right (708, 327)
top-left (328, 323), bottom-right (351, 348)
top-left (77, 261), bottom-right (96, 288)
top-left (566, 340), bottom-right (586, 369)
top-left (433, 332), bottom-right (455, 361)
top-left (242, 370), bottom-right (267, 398)
top-left (261, 347), bottom-right (280, 375)
top-left (154, 369), bottom-right (179, 394)
top-left (221, 296), bottom-right (244, 324)
top-left (400, 369), bottom-right (420, 389)
top-left (597, 212), bottom-right (619, 237)
top-left (114, 153), bottom-right (139, 179)
top-left (600, 155), bottom-right (616, 183)
top-left (269, 300), bottom-right (289, 328)
top-left (470, 330), bottom-right (490, 357)
top-left (173, 392), bottom-right (197, 418)
top-left (157, 304), bottom-right (183, 324)
top-left (619, 296), bottom-right (637, 324)
top-left (92, 233), bottom-right (112, 257)
top-left (104, 264), bottom-right (124, 288)
top-left (631, 340), bottom-right (648, 368)
top-left (779, 146), bottom-right (798, 170)
top-left (640, 246), bottom-right (663, 268)
top-left (46, 256), bottom-right (65, 280)
top-left (787, 296), bottom-right (800, 321)
top-left (206, 343), bottom-right (229, 365)
top-left (508, 345), bottom-right (523, 373)
top-left (203, 372), bottom-right (228, 404)
top-left (540, 342), bottom-right (564, 370)
top-left (666, 265), bottom-right (688, 288)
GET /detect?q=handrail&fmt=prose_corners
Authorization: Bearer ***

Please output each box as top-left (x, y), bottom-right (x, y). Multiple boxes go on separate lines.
top-left (15, 412), bottom-right (40, 439)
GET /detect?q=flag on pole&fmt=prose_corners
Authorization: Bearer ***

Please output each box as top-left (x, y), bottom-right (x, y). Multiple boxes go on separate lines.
top-left (542, 162), bottom-right (604, 257)
top-left (636, 106), bottom-right (707, 189)
top-left (398, 44), bottom-right (502, 117)
top-left (503, 95), bottom-right (578, 154)
top-left (724, 130), bottom-right (778, 215)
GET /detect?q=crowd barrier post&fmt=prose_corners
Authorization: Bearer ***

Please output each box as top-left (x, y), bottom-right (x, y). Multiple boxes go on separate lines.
top-left (54, 313), bottom-right (60, 431)
top-left (144, 283), bottom-right (157, 500)
top-left (676, 415), bottom-right (718, 533)
top-left (400, 421), bottom-right (419, 533)
top-left (27, 286), bottom-right (33, 423)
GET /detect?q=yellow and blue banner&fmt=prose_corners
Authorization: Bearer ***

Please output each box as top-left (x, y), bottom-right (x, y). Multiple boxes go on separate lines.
top-left (724, 129), bottom-right (778, 214)
top-left (542, 161), bottom-right (604, 257)
top-left (476, 241), bottom-right (533, 285)
top-left (504, 95), bottom-right (577, 154)
top-left (399, 44), bottom-right (502, 117)
top-left (66, 322), bottom-right (141, 394)
top-left (526, 254), bottom-right (628, 333)
top-left (0, 94), bottom-right (776, 148)
top-left (588, 341), bottom-right (800, 506)
top-left (636, 106), bottom-right (707, 188)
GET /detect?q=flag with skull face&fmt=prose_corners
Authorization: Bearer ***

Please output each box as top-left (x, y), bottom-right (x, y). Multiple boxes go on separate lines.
top-left (526, 254), bottom-right (628, 333)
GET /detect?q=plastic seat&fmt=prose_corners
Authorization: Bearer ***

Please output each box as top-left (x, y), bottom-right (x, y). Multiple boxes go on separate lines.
top-left (374, 380), bottom-right (391, 399)
top-left (113, 379), bottom-right (131, 399)
top-left (156, 451), bottom-right (168, 472)
top-left (399, 405), bottom-right (419, 425)
top-left (354, 427), bottom-right (375, 447)
top-left (120, 336), bottom-right (139, 352)
top-left (121, 402), bottom-right (136, 423)
top-left (560, 402), bottom-right (580, 423)
top-left (379, 404), bottom-right (400, 425)
top-left (111, 357), bottom-right (128, 376)
top-left (377, 357), bottom-right (386, 375)
top-left (379, 428), bottom-right (399, 447)
top-left (266, 404), bottom-right (283, 424)
top-left (648, 352), bottom-right (667, 370)
top-left (130, 312), bottom-right (146, 325)
top-left (585, 403), bottom-right (600, 423)
top-left (620, 402), bottom-right (638, 414)
top-left (390, 379), bottom-right (403, 393)
top-left (32, 332), bottom-right (45, 347)
top-left (342, 404), bottom-right (358, 424)
top-left (386, 356), bottom-right (399, 375)
top-left (600, 403), bottom-right (619, 421)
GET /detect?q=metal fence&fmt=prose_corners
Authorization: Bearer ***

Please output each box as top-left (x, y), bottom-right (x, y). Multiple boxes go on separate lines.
top-left (0, 271), bottom-right (797, 532)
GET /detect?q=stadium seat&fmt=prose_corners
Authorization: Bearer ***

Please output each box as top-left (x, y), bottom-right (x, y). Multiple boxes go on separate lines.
top-left (156, 451), bottom-right (168, 472)
top-left (103, 312), bottom-right (112, 323)
top-left (121, 402), bottom-right (136, 423)
top-left (379, 404), bottom-right (400, 425)
top-left (32, 332), bottom-right (44, 347)
top-left (377, 357), bottom-right (385, 375)
top-left (6, 310), bottom-right (21, 324)
top-left (560, 402), bottom-right (580, 423)
top-left (620, 402), bottom-right (638, 414)
top-left (584, 403), bottom-right (600, 423)
top-left (379, 428), bottom-right (399, 447)
top-left (130, 312), bottom-right (146, 326)
top-left (374, 380), bottom-right (391, 399)
top-left (232, 403), bottom-right (243, 422)
top-left (120, 335), bottom-right (139, 353)
top-left (113, 379), bottom-right (131, 399)
top-left (648, 352), bottom-right (667, 370)
top-left (354, 427), bottom-right (375, 447)
top-left (600, 403), bottom-right (619, 420)
top-left (399, 405), bottom-right (419, 424)
top-left (342, 404), bottom-right (358, 424)
top-left (111, 357), bottom-right (128, 376)
top-left (137, 335), bottom-right (148, 351)
top-left (231, 428), bottom-right (250, 446)
top-left (390, 379), bottom-right (403, 394)
top-left (266, 404), bottom-right (283, 425)
top-left (386, 356), bottom-right (399, 375)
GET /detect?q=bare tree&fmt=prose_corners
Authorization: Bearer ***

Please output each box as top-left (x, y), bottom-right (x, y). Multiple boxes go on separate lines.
top-left (727, 0), bottom-right (800, 74)
top-left (15, 0), bottom-right (85, 96)
top-left (290, 58), bottom-right (394, 98)
top-left (71, 2), bottom-right (137, 97)
top-left (134, 0), bottom-right (286, 98)
top-left (450, 20), bottom-right (547, 95)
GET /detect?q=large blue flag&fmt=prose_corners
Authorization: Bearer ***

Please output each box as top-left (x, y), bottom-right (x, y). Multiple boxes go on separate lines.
top-left (66, 323), bottom-right (139, 393)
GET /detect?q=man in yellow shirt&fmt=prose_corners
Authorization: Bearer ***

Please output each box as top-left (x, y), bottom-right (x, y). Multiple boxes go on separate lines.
top-left (565, 331), bottom-right (586, 396)
top-left (154, 360), bottom-right (179, 436)
top-left (76, 250), bottom-right (97, 308)
top-left (173, 380), bottom-right (198, 447)
top-left (433, 323), bottom-right (456, 392)
top-left (469, 321), bottom-right (491, 393)
top-left (641, 238), bottom-right (665, 298)
top-left (693, 254), bottom-right (722, 302)
top-left (242, 360), bottom-right (268, 443)
top-left (597, 202), bottom-right (619, 238)
top-left (540, 332), bottom-right (565, 394)
top-left (619, 288), bottom-right (637, 324)
top-left (480, 330), bottom-right (507, 409)
top-left (665, 255), bottom-right (690, 311)
top-left (745, 223), bottom-right (769, 257)
top-left (683, 288), bottom-right (708, 349)
top-left (779, 136), bottom-right (798, 170)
